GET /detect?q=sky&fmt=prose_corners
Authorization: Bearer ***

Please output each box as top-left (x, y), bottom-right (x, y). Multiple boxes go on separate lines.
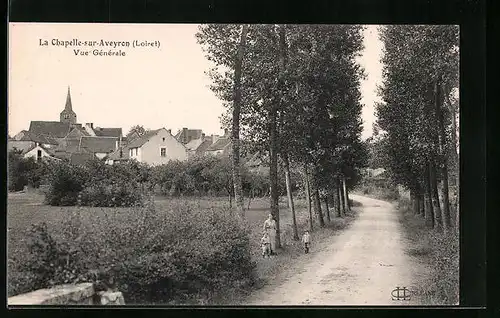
top-left (8, 23), bottom-right (383, 140)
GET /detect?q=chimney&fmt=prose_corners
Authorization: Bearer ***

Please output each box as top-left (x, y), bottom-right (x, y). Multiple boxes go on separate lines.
top-left (115, 140), bottom-right (119, 150)
top-left (201, 133), bottom-right (205, 140)
top-left (168, 129), bottom-right (172, 134)
top-left (212, 134), bottom-right (220, 145)
top-left (85, 123), bottom-right (94, 129)
top-left (182, 127), bottom-right (188, 144)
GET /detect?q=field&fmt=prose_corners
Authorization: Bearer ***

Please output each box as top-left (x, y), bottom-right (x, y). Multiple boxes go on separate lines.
top-left (7, 190), bottom-right (335, 302)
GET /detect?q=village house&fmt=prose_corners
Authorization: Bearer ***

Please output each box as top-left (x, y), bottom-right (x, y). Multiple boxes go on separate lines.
top-left (175, 128), bottom-right (203, 144)
top-left (23, 144), bottom-right (61, 162)
top-left (178, 128), bottom-right (230, 157)
top-left (205, 130), bottom-right (231, 156)
top-left (79, 136), bottom-right (119, 159)
top-left (107, 128), bottom-right (187, 166)
top-left (184, 133), bottom-right (213, 157)
top-left (9, 86), bottom-right (124, 165)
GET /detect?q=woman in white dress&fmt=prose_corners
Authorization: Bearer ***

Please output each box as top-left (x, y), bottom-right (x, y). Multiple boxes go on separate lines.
top-left (263, 214), bottom-right (277, 255)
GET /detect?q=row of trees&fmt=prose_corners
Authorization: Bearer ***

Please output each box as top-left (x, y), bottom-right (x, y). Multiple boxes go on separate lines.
top-left (374, 25), bottom-right (459, 233)
top-left (197, 24), bottom-right (368, 245)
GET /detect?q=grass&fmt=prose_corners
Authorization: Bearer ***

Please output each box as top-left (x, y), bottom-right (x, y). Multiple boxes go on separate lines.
top-left (7, 191), bottom-right (360, 304)
top-left (397, 198), bottom-right (459, 305)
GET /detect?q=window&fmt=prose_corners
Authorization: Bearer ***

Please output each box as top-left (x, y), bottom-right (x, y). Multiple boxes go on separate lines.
top-left (162, 137), bottom-right (165, 142)
top-left (129, 149), bottom-right (133, 157)
top-left (160, 148), bottom-right (166, 157)
top-left (37, 150), bottom-right (42, 162)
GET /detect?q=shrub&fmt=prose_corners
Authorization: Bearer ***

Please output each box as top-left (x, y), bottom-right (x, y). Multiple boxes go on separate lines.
top-left (45, 161), bottom-right (89, 206)
top-left (8, 149), bottom-right (42, 192)
top-left (78, 182), bottom-right (145, 207)
top-left (12, 200), bottom-right (256, 304)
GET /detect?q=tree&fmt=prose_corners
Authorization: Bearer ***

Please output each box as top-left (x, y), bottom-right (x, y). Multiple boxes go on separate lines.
top-left (198, 24), bottom-right (367, 239)
top-left (231, 24), bottom-right (249, 218)
top-left (376, 25), bottom-right (459, 232)
top-left (126, 125), bottom-right (147, 141)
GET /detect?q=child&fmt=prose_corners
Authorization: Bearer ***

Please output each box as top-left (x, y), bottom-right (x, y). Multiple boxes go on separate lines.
top-left (261, 231), bottom-right (271, 258)
top-left (302, 230), bottom-right (311, 254)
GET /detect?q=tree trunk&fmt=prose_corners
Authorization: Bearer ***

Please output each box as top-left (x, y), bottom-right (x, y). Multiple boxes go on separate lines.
top-left (313, 188), bottom-right (325, 227)
top-left (283, 153), bottom-right (299, 240)
top-left (338, 178), bottom-right (345, 216)
top-left (419, 193), bottom-right (425, 217)
top-left (335, 182), bottom-right (341, 217)
top-left (304, 164), bottom-right (313, 231)
top-left (444, 83), bottom-right (459, 188)
top-left (410, 190), bottom-right (418, 215)
top-left (231, 24), bottom-right (248, 218)
top-left (429, 159), bottom-right (443, 231)
top-left (310, 166), bottom-right (325, 227)
top-left (324, 195), bottom-right (331, 223)
top-left (425, 163), bottom-right (435, 228)
top-left (436, 80), bottom-right (452, 230)
top-left (342, 176), bottom-right (349, 212)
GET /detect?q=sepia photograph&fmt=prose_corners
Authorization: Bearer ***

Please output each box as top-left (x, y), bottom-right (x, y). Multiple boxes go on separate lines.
top-left (7, 23), bottom-right (460, 306)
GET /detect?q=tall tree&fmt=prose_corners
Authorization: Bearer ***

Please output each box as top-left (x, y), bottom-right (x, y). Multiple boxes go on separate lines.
top-left (376, 25), bottom-right (458, 232)
top-left (231, 24), bottom-right (249, 217)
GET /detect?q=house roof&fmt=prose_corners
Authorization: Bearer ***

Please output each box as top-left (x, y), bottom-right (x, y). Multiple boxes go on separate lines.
top-left (66, 126), bottom-right (90, 139)
top-left (207, 137), bottom-right (231, 151)
top-left (126, 129), bottom-right (162, 148)
top-left (29, 121), bottom-right (72, 138)
top-left (175, 129), bottom-right (203, 144)
top-left (70, 152), bottom-right (95, 166)
top-left (185, 138), bottom-right (205, 151)
top-left (8, 140), bottom-right (35, 154)
top-left (195, 139), bottom-right (213, 155)
top-left (79, 136), bottom-right (118, 153)
top-left (16, 130), bottom-right (58, 145)
top-left (94, 127), bottom-right (123, 138)
top-left (14, 130), bottom-right (59, 145)
top-left (107, 146), bottom-right (130, 161)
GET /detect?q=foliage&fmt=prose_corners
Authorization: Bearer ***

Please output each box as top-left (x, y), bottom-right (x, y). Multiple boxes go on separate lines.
top-left (8, 149), bottom-right (43, 192)
top-left (45, 159), bottom-right (147, 207)
top-left (45, 161), bottom-right (89, 206)
top-left (12, 201), bottom-right (256, 304)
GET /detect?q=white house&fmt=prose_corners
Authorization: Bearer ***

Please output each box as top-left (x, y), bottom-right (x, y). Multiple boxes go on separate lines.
top-left (124, 128), bottom-right (188, 165)
top-left (23, 144), bottom-right (60, 162)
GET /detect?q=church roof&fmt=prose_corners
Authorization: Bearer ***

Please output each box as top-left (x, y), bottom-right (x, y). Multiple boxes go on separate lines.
top-left (29, 121), bottom-right (72, 138)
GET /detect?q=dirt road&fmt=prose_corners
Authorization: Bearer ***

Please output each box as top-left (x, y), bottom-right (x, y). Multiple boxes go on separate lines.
top-left (245, 194), bottom-right (421, 306)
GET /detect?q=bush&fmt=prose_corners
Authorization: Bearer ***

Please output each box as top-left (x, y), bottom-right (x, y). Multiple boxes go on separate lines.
top-left (45, 161), bottom-right (89, 206)
top-left (8, 149), bottom-right (41, 192)
top-left (78, 182), bottom-right (145, 207)
top-left (12, 200), bottom-right (256, 304)
top-left (44, 160), bottom-right (147, 207)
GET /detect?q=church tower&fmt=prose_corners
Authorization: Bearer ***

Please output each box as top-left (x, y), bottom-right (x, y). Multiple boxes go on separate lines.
top-left (60, 86), bottom-right (77, 124)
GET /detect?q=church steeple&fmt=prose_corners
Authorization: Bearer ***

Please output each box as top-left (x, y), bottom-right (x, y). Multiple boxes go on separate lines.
top-left (60, 86), bottom-right (77, 124)
top-left (65, 86), bottom-right (73, 111)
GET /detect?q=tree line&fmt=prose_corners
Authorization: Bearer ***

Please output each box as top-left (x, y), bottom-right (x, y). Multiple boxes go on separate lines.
top-left (374, 25), bottom-right (459, 233)
top-left (197, 24), bottom-right (369, 245)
